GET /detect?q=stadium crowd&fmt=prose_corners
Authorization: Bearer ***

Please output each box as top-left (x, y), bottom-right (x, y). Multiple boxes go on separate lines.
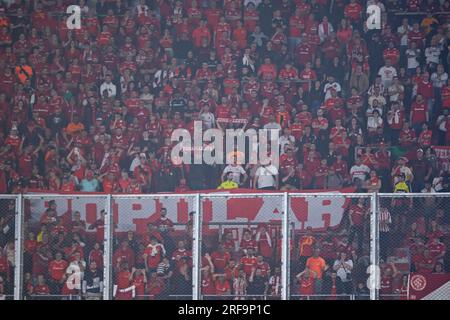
top-left (0, 0), bottom-right (449, 300)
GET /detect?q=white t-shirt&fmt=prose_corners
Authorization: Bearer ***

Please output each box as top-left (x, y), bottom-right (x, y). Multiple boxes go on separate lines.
top-left (431, 72), bottom-right (448, 88)
top-left (324, 82), bottom-right (342, 100)
top-left (378, 66), bottom-right (397, 87)
top-left (279, 135), bottom-right (295, 155)
top-left (223, 165), bottom-right (247, 184)
top-left (425, 46), bottom-right (441, 64)
top-left (397, 25), bottom-right (411, 46)
top-left (350, 164), bottom-right (370, 181)
top-left (333, 259), bottom-right (354, 282)
top-left (255, 165), bottom-right (279, 188)
top-left (406, 48), bottom-right (420, 69)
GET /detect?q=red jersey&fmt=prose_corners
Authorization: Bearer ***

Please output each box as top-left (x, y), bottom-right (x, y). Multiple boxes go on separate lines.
top-left (411, 102), bottom-right (428, 124)
top-left (350, 204), bottom-right (366, 226)
top-left (48, 259), bottom-right (69, 281)
top-left (240, 256), bottom-right (257, 276)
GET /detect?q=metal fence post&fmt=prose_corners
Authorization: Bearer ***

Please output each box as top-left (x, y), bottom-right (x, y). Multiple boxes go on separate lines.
top-left (370, 193), bottom-right (380, 300)
top-left (103, 195), bottom-right (113, 300)
top-left (281, 192), bottom-right (289, 300)
top-left (14, 194), bottom-right (23, 300)
top-left (192, 193), bottom-right (202, 300)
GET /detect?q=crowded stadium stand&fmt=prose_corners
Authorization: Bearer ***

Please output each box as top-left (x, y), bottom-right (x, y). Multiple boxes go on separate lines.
top-left (0, 0), bottom-right (449, 300)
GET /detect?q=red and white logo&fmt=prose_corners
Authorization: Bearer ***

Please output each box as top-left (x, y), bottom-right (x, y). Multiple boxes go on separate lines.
top-left (411, 275), bottom-right (427, 291)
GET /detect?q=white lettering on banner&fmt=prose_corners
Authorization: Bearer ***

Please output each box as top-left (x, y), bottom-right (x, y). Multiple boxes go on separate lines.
top-left (432, 146), bottom-right (450, 161)
top-left (27, 191), bottom-right (352, 233)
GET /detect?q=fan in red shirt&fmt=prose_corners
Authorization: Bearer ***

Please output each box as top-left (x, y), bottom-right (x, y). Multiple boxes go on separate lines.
top-left (143, 236), bottom-right (166, 272)
top-left (383, 42), bottom-right (400, 65)
top-left (296, 268), bottom-right (316, 297)
top-left (348, 198), bottom-right (367, 252)
top-left (214, 275), bottom-right (231, 296)
top-left (114, 262), bottom-right (134, 300)
top-left (416, 249), bottom-right (436, 274)
top-left (379, 262), bottom-right (399, 296)
top-left (239, 229), bottom-right (257, 253)
top-left (258, 58), bottom-right (277, 80)
top-left (89, 243), bottom-right (104, 269)
top-left (344, 0), bottom-right (363, 23)
top-left (255, 224), bottom-right (273, 259)
top-left (48, 252), bottom-right (69, 294)
top-left (418, 123), bottom-right (432, 148)
top-left (295, 36), bottom-right (314, 67)
top-left (427, 237), bottom-right (446, 260)
top-left (255, 255), bottom-right (271, 278)
top-left (130, 268), bottom-right (147, 300)
top-left (192, 19), bottom-right (211, 48)
top-left (34, 274), bottom-right (50, 296)
top-left (201, 266), bottom-right (216, 296)
top-left (113, 240), bottom-right (136, 271)
top-left (240, 248), bottom-right (258, 277)
top-left (88, 210), bottom-right (106, 244)
top-left (211, 244), bottom-right (231, 273)
top-left (172, 240), bottom-right (192, 271)
top-left (410, 95), bottom-right (429, 129)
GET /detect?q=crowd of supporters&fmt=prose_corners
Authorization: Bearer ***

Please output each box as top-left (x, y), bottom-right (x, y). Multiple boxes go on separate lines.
top-left (0, 0), bottom-right (449, 300)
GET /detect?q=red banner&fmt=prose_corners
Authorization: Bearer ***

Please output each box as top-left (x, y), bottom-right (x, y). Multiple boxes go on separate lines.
top-left (26, 188), bottom-right (356, 234)
top-left (408, 273), bottom-right (450, 300)
top-left (431, 146), bottom-right (450, 161)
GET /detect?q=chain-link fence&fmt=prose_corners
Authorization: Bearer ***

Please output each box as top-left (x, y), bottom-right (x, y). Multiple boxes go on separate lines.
top-left (377, 193), bottom-right (450, 300)
top-left (0, 195), bottom-right (17, 300)
top-left (111, 194), bottom-right (198, 300)
top-left (20, 195), bottom-right (108, 300)
top-left (199, 193), bottom-right (285, 300)
top-left (4, 192), bottom-right (450, 300)
top-left (288, 193), bottom-right (373, 300)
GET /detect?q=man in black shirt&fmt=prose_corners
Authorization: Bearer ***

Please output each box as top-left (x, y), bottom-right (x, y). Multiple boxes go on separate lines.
top-left (83, 261), bottom-right (104, 300)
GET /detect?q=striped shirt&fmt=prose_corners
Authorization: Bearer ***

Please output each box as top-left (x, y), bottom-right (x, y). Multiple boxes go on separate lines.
top-left (379, 208), bottom-right (392, 233)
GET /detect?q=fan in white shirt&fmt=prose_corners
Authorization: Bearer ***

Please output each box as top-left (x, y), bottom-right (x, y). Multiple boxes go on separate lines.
top-left (254, 163), bottom-right (279, 189)
top-left (222, 164), bottom-right (248, 185)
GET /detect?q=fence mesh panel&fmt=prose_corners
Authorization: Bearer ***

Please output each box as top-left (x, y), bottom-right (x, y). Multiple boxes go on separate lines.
top-left (111, 195), bottom-right (197, 300)
top-left (3, 193), bottom-right (449, 300)
top-left (199, 193), bottom-right (284, 300)
top-left (21, 195), bottom-right (107, 300)
top-left (378, 194), bottom-right (450, 300)
top-left (288, 194), bottom-right (373, 300)
top-left (0, 196), bottom-right (17, 300)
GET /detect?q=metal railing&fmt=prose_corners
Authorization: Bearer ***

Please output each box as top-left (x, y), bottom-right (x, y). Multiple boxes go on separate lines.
top-left (1, 192), bottom-right (449, 300)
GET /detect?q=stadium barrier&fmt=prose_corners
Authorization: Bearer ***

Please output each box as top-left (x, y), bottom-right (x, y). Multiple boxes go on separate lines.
top-left (1, 192), bottom-right (449, 300)
top-left (0, 196), bottom-right (17, 299)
